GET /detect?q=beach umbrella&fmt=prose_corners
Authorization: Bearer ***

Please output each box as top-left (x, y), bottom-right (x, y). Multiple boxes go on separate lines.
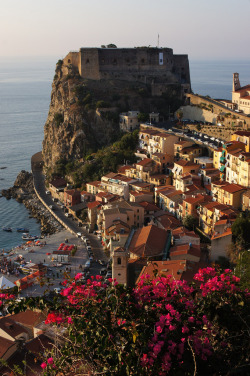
top-left (0, 276), bottom-right (15, 290)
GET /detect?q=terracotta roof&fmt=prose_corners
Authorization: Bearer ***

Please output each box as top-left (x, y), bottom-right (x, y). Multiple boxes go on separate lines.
top-left (211, 228), bottom-right (232, 240)
top-left (172, 227), bottom-right (200, 239)
top-left (221, 183), bottom-right (245, 193)
top-left (0, 335), bottom-right (16, 358)
top-left (49, 177), bottom-right (67, 188)
top-left (0, 317), bottom-right (29, 339)
top-left (87, 180), bottom-right (101, 187)
top-left (136, 260), bottom-right (204, 285)
top-left (25, 334), bottom-right (53, 355)
top-left (155, 214), bottom-right (182, 231)
top-left (170, 244), bottom-right (201, 259)
top-left (11, 310), bottom-right (45, 328)
top-left (175, 160), bottom-right (197, 167)
top-left (214, 219), bottom-right (227, 226)
top-left (129, 225), bottom-right (169, 257)
top-left (118, 165), bottom-right (132, 174)
top-left (87, 200), bottom-right (102, 209)
top-left (136, 158), bottom-right (154, 166)
top-left (64, 189), bottom-right (81, 197)
top-left (138, 201), bottom-right (160, 212)
top-left (183, 194), bottom-right (205, 205)
top-left (140, 129), bottom-right (159, 135)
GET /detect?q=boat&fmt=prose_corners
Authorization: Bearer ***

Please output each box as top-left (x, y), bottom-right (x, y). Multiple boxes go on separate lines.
top-left (22, 234), bottom-right (39, 241)
top-left (3, 227), bottom-right (12, 232)
top-left (17, 228), bottom-right (29, 233)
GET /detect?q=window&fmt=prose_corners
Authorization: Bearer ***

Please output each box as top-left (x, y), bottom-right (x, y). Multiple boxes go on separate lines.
top-left (117, 257), bottom-right (121, 265)
top-left (86, 59), bottom-right (89, 63)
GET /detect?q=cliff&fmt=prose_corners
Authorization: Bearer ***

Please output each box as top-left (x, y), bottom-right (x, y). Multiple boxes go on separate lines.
top-left (43, 54), bottom-right (186, 173)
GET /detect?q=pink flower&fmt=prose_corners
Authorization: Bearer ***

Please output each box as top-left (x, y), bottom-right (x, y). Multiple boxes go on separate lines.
top-left (74, 273), bottom-right (83, 281)
top-left (156, 325), bottom-right (163, 333)
top-left (47, 357), bottom-right (54, 365)
top-left (182, 325), bottom-right (189, 334)
top-left (41, 362), bottom-right (47, 369)
top-left (67, 317), bottom-right (73, 324)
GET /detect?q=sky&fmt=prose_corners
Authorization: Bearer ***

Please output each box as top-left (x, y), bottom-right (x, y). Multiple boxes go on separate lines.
top-left (0, 0), bottom-right (250, 61)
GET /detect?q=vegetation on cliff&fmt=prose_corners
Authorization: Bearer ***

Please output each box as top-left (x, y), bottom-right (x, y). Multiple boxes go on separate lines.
top-left (43, 59), bottom-right (184, 174)
top-left (6, 267), bottom-right (250, 375)
top-left (51, 130), bottom-right (139, 187)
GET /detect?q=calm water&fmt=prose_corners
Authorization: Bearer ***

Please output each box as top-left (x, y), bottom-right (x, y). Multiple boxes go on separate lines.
top-left (0, 57), bottom-right (55, 249)
top-left (0, 58), bottom-right (249, 249)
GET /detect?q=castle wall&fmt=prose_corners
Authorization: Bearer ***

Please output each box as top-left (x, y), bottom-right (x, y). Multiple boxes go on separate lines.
top-left (79, 49), bottom-right (100, 80)
top-left (62, 52), bottom-right (80, 76)
top-left (62, 47), bottom-right (191, 97)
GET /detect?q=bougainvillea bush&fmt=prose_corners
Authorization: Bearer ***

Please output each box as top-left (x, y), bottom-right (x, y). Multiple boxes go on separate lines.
top-left (7, 268), bottom-right (250, 375)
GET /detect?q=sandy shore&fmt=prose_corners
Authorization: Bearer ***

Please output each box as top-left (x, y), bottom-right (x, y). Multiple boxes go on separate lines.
top-left (1, 229), bottom-right (89, 296)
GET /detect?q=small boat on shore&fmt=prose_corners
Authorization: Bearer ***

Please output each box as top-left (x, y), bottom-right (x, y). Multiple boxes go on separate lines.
top-left (17, 228), bottom-right (29, 233)
top-left (22, 234), bottom-right (39, 241)
top-left (3, 227), bottom-right (12, 232)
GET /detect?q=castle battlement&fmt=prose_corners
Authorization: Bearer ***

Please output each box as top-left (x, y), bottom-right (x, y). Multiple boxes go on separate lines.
top-left (62, 47), bottom-right (191, 97)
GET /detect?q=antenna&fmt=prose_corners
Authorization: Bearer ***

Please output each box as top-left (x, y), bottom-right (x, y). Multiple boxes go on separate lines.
top-left (157, 33), bottom-right (160, 48)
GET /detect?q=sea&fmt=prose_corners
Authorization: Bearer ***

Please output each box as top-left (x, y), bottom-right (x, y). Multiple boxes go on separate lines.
top-left (0, 58), bottom-right (249, 250)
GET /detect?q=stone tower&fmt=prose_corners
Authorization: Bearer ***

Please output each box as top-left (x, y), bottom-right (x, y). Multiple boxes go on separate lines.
top-left (233, 73), bottom-right (241, 92)
top-left (112, 247), bottom-right (129, 286)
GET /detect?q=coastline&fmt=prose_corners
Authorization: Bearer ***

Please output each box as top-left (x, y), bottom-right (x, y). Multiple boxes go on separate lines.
top-left (1, 170), bottom-right (63, 238)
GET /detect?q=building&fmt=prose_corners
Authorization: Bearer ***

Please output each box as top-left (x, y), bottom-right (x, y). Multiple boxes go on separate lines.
top-left (63, 47), bottom-right (191, 98)
top-left (231, 131), bottom-right (250, 152)
top-left (211, 182), bottom-right (246, 209)
top-left (101, 173), bottom-right (137, 200)
top-left (127, 225), bottom-right (171, 260)
top-left (64, 189), bottom-right (81, 207)
top-left (119, 111), bottom-right (139, 132)
top-left (242, 190), bottom-right (250, 211)
top-left (232, 73), bottom-right (250, 114)
top-left (86, 181), bottom-right (102, 195)
top-left (112, 247), bottom-right (129, 285)
top-left (138, 128), bottom-right (179, 156)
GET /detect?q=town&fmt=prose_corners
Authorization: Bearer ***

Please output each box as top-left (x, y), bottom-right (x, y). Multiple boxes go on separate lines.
top-left (1, 61), bottom-right (250, 374)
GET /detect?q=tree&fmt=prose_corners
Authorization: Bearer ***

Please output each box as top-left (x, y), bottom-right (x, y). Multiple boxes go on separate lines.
top-left (138, 112), bottom-right (149, 123)
top-left (176, 109), bottom-right (183, 123)
top-left (183, 214), bottom-right (199, 231)
top-left (231, 213), bottom-right (250, 247)
top-left (107, 43), bottom-right (117, 48)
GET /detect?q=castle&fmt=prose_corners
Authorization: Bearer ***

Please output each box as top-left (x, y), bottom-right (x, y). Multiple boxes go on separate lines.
top-left (62, 46), bottom-right (191, 97)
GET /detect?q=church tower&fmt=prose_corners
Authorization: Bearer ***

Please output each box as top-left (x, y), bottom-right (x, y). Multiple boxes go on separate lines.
top-left (112, 247), bottom-right (129, 286)
top-left (233, 73), bottom-right (241, 92)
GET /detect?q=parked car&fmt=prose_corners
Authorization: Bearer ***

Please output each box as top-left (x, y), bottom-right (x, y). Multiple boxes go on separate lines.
top-left (65, 213), bottom-right (72, 217)
top-left (85, 260), bottom-right (91, 268)
top-left (49, 205), bottom-right (55, 210)
top-left (54, 288), bottom-right (62, 294)
top-left (77, 232), bottom-right (82, 238)
top-left (45, 190), bottom-right (51, 195)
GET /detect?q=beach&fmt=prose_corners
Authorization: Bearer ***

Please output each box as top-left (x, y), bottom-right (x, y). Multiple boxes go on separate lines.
top-left (1, 229), bottom-right (90, 297)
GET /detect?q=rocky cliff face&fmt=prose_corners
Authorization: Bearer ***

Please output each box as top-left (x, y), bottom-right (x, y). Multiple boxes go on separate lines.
top-left (42, 60), bottom-right (183, 173)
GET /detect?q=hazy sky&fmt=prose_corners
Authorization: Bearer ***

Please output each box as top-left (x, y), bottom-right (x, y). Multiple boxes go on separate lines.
top-left (1, 0), bottom-right (250, 60)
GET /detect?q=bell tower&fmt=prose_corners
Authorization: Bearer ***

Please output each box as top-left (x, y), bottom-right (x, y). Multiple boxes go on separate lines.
top-left (233, 73), bottom-right (241, 92)
top-left (112, 247), bottom-right (129, 286)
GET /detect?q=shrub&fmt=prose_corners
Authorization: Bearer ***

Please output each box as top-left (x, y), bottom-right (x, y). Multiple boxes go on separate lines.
top-left (54, 113), bottom-right (64, 127)
top-left (7, 268), bottom-right (250, 375)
